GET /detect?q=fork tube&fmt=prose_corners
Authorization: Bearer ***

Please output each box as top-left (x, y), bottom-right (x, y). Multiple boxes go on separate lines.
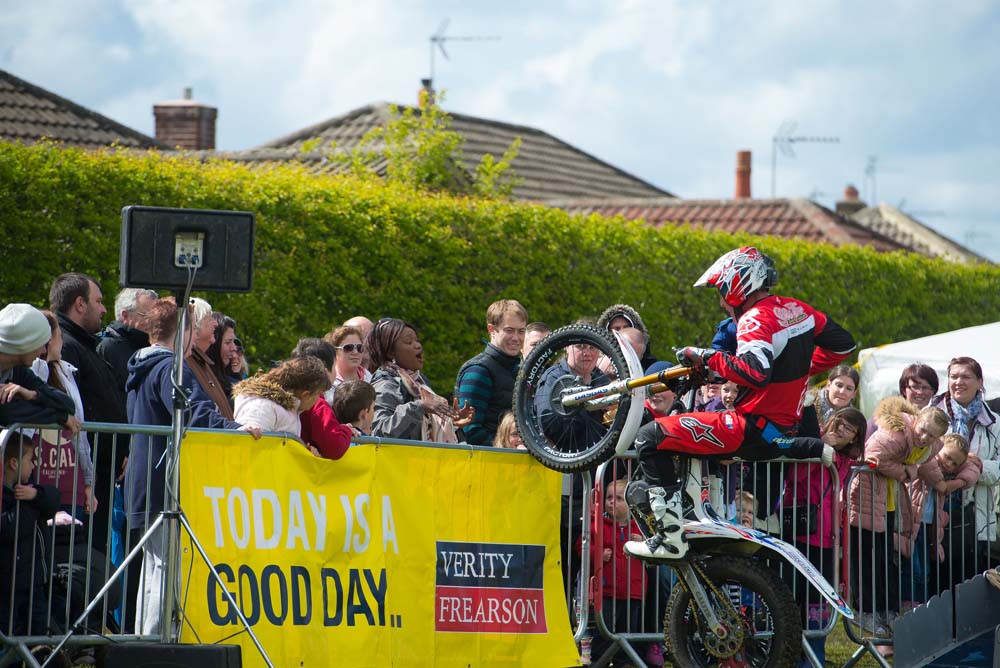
top-left (674, 563), bottom-right (725, 637)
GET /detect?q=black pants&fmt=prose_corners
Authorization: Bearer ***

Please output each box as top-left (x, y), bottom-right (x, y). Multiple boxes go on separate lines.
top-left (591, 597), bottom-right (642, 666)
top-left (853, 523), bottom-right (898, 614)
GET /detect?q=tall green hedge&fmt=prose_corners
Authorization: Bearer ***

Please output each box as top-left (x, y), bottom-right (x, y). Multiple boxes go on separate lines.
top-left (2, 141), bottom-right (999, 394)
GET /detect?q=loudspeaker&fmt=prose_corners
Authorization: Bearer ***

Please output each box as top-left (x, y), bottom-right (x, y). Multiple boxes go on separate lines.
top-left (96, 642), bottom-right (242, 668)
top-left (119, 205), bottom-right (255, 292)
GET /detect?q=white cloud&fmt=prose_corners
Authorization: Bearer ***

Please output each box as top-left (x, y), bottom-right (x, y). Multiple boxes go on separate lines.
top-left (3, 0), bottom-right (998, 258)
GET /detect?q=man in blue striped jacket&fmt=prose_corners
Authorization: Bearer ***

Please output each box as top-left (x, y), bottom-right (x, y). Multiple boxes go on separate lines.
top-left (453, 300), bottom-right (528, 445)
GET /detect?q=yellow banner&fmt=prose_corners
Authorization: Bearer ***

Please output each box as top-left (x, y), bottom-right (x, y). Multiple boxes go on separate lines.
top-left (179, 432), bottom-right (580, 668)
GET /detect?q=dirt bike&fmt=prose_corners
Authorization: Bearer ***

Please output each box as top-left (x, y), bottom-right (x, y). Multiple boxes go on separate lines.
top-left (513, 324), bottom-right (853, 668)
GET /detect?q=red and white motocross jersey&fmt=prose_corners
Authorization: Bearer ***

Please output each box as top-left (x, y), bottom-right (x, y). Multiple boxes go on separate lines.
top-left (707, 295), bottom-right (856, 427)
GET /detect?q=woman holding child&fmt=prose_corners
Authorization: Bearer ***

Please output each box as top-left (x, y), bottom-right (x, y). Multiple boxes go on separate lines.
top-left (930, 356), bottom-right (1000, 577)
top-left (232, 357), bottom-right (330, 438)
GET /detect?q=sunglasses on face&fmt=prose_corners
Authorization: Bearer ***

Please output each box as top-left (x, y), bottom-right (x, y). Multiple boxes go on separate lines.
top-left (337, 344), bottom-right (364, 353)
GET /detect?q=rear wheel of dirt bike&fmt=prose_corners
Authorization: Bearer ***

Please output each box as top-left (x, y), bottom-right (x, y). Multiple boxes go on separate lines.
top-left (513, 324), bottom-right (632, 473)
top-left (665, 556), bottom-right (802, 668)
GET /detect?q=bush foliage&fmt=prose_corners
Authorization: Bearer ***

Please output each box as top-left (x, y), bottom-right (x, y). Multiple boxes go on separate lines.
top-left (2, 141), bottom-right (999, 394)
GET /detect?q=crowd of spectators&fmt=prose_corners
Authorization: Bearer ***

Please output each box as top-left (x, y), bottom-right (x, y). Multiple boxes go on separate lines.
top-left (3, 273), bottom-right (1000, 667)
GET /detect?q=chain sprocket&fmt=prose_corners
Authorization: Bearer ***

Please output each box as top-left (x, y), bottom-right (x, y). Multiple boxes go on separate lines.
top-left (669, 560), bottom-right (746, 659)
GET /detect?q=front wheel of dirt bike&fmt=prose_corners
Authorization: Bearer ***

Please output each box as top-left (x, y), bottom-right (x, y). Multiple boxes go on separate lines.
top-left (665, 555), bottom-right (802, 668)
top-left (513, 324), bottom-right (632, 473)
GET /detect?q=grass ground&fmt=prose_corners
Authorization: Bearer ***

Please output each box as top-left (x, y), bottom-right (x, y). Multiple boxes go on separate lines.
top-left (822, 622), bottom-right (884, 668)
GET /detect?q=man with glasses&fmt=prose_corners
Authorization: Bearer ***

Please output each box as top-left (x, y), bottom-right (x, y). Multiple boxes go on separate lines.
top-left (454, 299), bottom-right (529, 445)
top-left (98, 287), bottom-right (159, 390)
top-left (532, 326), bottom-right (612, 605)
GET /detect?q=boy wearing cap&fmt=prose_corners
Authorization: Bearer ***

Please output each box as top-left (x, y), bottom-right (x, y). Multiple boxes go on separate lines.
top-left (0, 303), bottom-right (77, 430)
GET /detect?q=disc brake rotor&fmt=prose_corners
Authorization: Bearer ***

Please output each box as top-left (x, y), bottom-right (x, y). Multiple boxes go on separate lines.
top-left (546, 374), bottom-right (588, 417)
top-left (688, 562), bottom-right (746, 659)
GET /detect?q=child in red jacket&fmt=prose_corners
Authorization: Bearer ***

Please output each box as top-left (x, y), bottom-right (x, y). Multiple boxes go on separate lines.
top-left (588, 479), bottom-right (647, 666)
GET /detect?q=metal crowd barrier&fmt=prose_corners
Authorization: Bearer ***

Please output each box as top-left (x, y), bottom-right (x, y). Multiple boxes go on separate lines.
top-left (6, 421), bottom-right (995, 668)
top-left (842, 464), bottom-right (998, 668)
top-left (576, 453), bottom-right (843, 668)
top-left (1, 422), bottom-right (163, 667)
top-left (0, 421), bottom-right (276, 668)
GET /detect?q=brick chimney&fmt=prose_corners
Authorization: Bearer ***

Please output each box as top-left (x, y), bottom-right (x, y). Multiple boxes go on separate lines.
top-left (153, 87), bottom-right (217, 150)
top-left (735, 150), bottom-right (752, 199)
top-left (835, 184), bottom-right (866, 216)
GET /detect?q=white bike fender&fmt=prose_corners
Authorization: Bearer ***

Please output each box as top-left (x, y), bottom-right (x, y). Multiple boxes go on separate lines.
top-left (612, 330), bottom-right (646, 455)
top-left (684, 518), bottom-right (854, 619)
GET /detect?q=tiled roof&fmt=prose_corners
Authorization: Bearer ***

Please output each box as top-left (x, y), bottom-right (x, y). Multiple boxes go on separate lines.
top-left (0, 68), bottom-right (162, 150)
top-left (248, 103), bottom-right (674, 201)
top-left (550, 197), bottom-right (914, 254)
top-left (850, 204), bottom-right (988, 264)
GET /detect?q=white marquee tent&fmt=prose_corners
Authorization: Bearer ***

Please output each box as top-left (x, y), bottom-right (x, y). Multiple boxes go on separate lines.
top-left (858, 321), bottom-right (1000, 416)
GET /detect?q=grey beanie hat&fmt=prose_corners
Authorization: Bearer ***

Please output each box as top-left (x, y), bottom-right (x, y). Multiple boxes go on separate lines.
top-left (0, 304), bottom-right (51, 355)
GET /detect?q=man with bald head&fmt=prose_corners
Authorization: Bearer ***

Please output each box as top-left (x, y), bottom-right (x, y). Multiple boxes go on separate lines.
top-left (343, 316), bottom-right (374, 370)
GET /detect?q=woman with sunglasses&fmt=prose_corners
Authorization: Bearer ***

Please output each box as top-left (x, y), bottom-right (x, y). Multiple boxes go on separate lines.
top-left (323, 326), bottom-right (372, 404)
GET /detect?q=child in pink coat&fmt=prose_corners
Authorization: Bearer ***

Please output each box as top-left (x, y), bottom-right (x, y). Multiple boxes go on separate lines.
top-left (848, 398), bottom-right (950, 632)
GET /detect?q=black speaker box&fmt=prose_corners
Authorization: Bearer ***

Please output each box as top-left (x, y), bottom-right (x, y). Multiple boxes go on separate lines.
top-left (96, 642), bottom-right (242, 668)
top-left (119, 205), bottom-right (255, 292)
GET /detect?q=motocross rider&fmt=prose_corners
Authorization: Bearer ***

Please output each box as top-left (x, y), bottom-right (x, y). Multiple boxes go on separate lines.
top-left (625, 246), bottom-right (856, 560)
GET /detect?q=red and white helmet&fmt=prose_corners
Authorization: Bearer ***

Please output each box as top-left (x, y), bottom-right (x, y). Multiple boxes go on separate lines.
top-left (694, 247), bottom-right (777, 308)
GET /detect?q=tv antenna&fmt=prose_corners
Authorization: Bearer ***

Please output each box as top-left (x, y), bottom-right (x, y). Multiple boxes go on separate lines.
top-left (770, 120), bottom-right (839, 197)
top-left (428, 18), bottom-right (500, 90)
top-left (863, 155), bottom-right (903, 204)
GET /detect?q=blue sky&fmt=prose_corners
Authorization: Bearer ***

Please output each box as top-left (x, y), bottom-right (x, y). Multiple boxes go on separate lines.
top-left (4, 0), bottom-right (998, 259)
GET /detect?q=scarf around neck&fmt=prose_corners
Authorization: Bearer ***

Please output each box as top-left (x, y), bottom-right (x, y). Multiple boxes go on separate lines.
top-left (948, 393), bottom-right (984, 438)
top-left (382, 362), bottom-right (458, 444)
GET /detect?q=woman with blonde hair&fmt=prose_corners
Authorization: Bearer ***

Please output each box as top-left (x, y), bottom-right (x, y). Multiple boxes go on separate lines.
top-left (322, 325), bottom-right (371, 405)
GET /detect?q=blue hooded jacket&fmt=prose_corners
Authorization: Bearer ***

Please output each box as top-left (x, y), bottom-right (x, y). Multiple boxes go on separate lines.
top-left (124, 345), bottom-right (240, 529)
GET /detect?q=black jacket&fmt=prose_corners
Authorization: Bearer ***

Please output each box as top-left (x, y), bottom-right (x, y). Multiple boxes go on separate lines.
top-left (0, 366), bottom-right (75, 427)
top-left (97, 321), bottom-right (149, 391)
top-left (453, 343), bottom-right (519, 445)
top-left (58, 313), bottom-right (127, 426)
top-left (0, 481), bottom-right (60, 634)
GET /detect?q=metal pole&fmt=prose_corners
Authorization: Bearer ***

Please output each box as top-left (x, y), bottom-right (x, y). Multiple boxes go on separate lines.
top-left (771, 136), bottom-right (777, 198)
top-left (178, 513), bottom-right (275, 668)
top-left (159, 295), bottom-right (188, 643)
